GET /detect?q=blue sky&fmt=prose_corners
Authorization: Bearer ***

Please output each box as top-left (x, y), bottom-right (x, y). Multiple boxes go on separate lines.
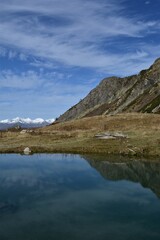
top-left (0, 0), bottom-right (160, 119)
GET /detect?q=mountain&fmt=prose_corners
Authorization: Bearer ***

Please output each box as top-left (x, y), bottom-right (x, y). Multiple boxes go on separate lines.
top-left (57, 58), bottom-right (160, 122)
top-left (0, 117), bottom-right (54, 130)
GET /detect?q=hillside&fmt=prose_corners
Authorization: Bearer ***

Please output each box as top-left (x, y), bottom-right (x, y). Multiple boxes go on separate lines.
top-left (57, 58), bottom-right (160, 122)
top-left (0, 113), bottom-right (159, 157)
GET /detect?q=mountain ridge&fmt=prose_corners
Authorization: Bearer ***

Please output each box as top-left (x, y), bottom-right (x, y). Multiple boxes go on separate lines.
top-left (0, 117), bottom-right (54, 130)
top-left (57, 58), bottom-right (160, 122)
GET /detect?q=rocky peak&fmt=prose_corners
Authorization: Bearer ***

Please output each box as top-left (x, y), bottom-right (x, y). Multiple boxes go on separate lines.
top-left (57, 58), bottom-right (160, 122)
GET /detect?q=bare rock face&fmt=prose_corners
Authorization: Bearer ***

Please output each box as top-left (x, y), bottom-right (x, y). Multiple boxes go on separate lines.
top-left (57, 58), bottom-right (160, 122)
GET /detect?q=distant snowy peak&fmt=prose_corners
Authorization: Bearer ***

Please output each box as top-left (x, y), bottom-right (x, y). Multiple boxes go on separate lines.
top-left (0, 117), bottom-right (54, 124)
top-left (0, 117), bottom-right (55, 130)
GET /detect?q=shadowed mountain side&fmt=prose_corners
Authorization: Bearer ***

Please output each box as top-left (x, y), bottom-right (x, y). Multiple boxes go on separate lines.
top-left (84, 155), bottom-right (160, 198)
top-left (57, 58), bottom-right (160, 122)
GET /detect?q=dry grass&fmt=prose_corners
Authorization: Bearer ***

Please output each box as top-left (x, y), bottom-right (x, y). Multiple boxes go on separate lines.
top-left (0, 113), bottom-right (160, 158)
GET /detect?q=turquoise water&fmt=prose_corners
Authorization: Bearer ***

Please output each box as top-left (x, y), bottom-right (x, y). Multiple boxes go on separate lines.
top-left (0, 154), bottom-right (160, 240)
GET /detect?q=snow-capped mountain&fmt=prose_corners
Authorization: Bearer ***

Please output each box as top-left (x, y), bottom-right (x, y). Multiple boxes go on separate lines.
top-left (0, 117), bottom-right (55, 130)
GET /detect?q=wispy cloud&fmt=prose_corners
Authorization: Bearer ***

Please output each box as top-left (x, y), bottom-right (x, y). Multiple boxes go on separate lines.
top-left (0, 0), bottom-right (160, 118)
top-left (0, 70), bottom-right (44, 89)
top-left (0, 0), bottom-right (159, 72)
top-left (0, 68), bottom-right (92, 118)
top-left (0, 46), bottom-right (7, 57)
top-left (8, 50), bottom-right (17, 59)
top-left (19, 53), bottom-right (28, 61)
top-left (30, 59), bottom-right (58, 69)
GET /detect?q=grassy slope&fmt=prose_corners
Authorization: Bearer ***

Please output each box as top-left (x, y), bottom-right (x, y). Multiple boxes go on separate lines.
top-left (0, 113), bottom-right (160, 157)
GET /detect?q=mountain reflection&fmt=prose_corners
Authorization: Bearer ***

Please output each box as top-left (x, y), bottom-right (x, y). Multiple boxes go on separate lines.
top-left (85, 155), bottom-right (160, 198)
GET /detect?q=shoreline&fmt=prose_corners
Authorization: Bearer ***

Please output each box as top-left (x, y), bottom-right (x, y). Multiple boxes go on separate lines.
top-left (0, 113), bottom-right (160, 160)
top-left (0, 149), bottom-right (159, 163)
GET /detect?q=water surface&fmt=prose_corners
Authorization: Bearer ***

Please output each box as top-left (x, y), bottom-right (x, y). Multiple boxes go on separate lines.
top-left (0, 154), bottom-right (160, 240)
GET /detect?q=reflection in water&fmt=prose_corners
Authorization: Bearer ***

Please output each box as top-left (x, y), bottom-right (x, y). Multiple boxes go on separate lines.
top-left (85, 155), bottom-right (160, 198)
top-left (0, 154), bottom-right (160, 240)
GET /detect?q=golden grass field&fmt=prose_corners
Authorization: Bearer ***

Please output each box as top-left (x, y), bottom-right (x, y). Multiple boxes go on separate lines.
top-left (0, 113), bottom-right (160, 158)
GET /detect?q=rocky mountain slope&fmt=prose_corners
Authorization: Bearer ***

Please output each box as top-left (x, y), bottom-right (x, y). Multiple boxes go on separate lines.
top-left (57, 58), bottom-right (160, 122)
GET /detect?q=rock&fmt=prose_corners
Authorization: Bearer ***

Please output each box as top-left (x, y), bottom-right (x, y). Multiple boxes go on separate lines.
top-left (95, 132), bottom-right (128, 139)
top-left (23, 147), bottom-right (31, 154)
top-left (20, 129), bottom-right (27, 134)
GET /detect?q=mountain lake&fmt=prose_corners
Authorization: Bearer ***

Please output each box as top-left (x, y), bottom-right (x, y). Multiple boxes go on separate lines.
top-left (0, 154), bottom-right (160, 240)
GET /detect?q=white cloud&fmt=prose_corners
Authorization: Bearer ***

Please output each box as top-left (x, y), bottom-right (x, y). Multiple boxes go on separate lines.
top-left (30, 59), bottom-right (58, 69)
top-left (19, 53), bottom-right (28, 61)
top-left (0, 68), bottom-right (92, 118)
top-left (8, 50), bottom-right (17, 59)
top-left (0, 47), bottom-right (7, 57)
top-left (0, 0), bottom-right (160, 119)
top-left (0, 0), bottom-right (159, 73)
top-left (0, 70), bottom-right (44, 89)
top-left (0, 68), bottom-right (92, 100)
